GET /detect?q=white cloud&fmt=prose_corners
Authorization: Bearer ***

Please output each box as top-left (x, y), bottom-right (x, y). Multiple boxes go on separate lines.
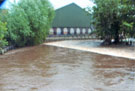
top-left (49, 0), bottom-right (94, 9)
top-left (1, 0), bottom-right (94, 9)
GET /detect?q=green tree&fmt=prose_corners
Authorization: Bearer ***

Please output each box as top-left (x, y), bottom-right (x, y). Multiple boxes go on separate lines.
top-left (5, 0), bottom-right (54, 47)
top-left (91, 0), bottom-right (135, 44)
top-left (120, 0), bottom-right (135, 38)
top-left (0, 19), bottom-right (8, 48)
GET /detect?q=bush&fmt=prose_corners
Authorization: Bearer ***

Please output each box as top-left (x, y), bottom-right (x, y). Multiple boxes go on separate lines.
top-left (0, 19), bottom-right (8, 49)
top-left (92, 0), bottom-right (135, 44)
top-left (6, 0), bottom-right (54, 47)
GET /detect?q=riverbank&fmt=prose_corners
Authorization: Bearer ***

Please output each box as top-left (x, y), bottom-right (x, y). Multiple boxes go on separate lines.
top-left (0, 45), bottom-right (15, 55)
top-left (45, 40), bottom-right (135, 60)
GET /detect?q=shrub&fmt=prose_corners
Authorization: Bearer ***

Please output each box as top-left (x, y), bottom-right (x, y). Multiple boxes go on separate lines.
top-left (0, 19), bottom-right (8, 49)
top-left (6, 0), bottom-right (54, 47)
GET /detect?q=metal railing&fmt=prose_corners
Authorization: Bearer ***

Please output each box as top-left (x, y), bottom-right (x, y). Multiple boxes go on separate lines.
top-left (45, 34), bottom-right (98, 42)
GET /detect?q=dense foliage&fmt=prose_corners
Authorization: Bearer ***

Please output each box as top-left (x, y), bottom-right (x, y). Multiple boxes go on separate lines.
top-left (92, 0), bottom-right (135, 44)
top-left (0, 18), bottom-right (7, 49)
top-left (5, 0), bottom-right (54, 47)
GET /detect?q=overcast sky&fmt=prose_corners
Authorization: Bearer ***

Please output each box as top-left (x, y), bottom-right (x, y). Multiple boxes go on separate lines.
top-left (1, 0), bottom-right (94, 9)
top-left (49, 0), bottom-right (94, 9)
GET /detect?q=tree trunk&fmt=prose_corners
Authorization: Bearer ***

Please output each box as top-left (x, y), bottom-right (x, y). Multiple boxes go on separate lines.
top-left (114, 21), bottom-right (120, 44)
top-left (114, 34), bottom-right (119, 44)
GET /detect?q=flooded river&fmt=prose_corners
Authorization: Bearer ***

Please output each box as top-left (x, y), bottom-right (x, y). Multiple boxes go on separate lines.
top-left (0, 45), bottom-right (135, 91)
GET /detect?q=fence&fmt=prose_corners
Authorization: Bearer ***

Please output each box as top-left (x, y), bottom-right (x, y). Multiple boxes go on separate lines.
top-left (45, 34), bottom-right (98, 42)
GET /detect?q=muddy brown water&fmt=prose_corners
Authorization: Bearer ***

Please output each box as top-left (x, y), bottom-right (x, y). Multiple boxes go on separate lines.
top-left (0, 45), bottom-right (135, 91)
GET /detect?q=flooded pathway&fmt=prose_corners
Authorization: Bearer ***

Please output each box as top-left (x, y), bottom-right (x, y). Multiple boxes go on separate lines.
top-left (0, 45), bottom-right (135, 91)
top-left (45, 40), bottom-right (135, 60)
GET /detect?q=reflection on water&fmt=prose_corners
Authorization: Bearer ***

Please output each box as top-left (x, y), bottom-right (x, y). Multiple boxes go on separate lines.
top-left (0, 45), bottom-right (135, 91)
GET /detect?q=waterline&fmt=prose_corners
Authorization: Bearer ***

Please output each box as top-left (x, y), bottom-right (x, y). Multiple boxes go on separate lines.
top-left (45, 40), bottom-right (135, 60)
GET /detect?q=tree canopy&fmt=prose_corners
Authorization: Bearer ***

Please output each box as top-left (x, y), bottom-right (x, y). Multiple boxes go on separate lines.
top-left (0, 18), bottom-right (7, 48)
top-left (5, 0), bottom-right (54, 47)
top-left (92, 0), bottom-right (135, 44)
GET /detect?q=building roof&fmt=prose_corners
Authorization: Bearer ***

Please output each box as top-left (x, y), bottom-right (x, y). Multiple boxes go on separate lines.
top-left (52, 3), bottom-right (91, 28)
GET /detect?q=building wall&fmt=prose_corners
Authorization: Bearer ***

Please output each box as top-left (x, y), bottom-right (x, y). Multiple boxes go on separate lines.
top-left (49, 27), bottom-right (92, 36)
top-left (50, 3), bottom-right (93, 37)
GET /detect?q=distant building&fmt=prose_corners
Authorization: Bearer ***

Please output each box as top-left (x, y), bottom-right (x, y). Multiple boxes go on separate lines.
top-left (50, 3), bottom-right (93, 36)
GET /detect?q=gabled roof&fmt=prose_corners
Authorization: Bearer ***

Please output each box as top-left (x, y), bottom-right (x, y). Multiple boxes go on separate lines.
top-left (52, 3), bottom-right (91, 27)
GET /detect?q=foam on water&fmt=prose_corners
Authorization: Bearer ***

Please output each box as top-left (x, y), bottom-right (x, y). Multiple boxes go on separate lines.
top-left (45, 40), bottom-right (135, 60)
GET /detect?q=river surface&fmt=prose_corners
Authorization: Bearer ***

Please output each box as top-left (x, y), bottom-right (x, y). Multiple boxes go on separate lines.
top-left (0, 45), bottom-right (135, 91)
